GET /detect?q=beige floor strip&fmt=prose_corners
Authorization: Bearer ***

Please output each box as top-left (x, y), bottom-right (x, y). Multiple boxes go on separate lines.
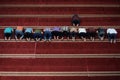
top-left (0, 14), bottom-right (120, 18)
top-left (0, 54), bottom-right (120, 58)
top-left (0, 71), bottom-right (120, 76)
top-left (0, 39), bottom-right (120, 42)
top-left (0, 4), bottom-right (119, 7)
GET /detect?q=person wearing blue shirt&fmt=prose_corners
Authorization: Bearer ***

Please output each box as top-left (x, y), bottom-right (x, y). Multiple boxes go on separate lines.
top-left (4, 27), bottom-right (13, 40)
top-left (24, 28), bottom-right (33, 41)
top-left (43, 27), bottom-right (52, 41)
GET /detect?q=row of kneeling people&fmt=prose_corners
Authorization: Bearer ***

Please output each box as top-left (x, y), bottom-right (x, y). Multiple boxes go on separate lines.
top-left (3, 26), bottom-right (118, 43)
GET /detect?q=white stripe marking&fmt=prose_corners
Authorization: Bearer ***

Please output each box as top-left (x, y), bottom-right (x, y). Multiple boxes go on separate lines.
top-left (0, 54), bottom-right (120, 58)
top-left (0, 71), bottom-right (120, 76)
top-left (0, 4), bottom-right (119, 7)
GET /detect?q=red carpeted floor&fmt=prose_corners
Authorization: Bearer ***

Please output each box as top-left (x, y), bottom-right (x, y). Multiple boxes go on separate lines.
top-left (0, 76), bottom-right (89, 80)
top-left (0, 17), bottom-right (120, 26)
top-left (0, 42), bottom-right (35, 54)
top-left (0, 7), bottom-right (120, 15)
top-left (1, 76), bottom-right (120, 80)
top-left (0, 58), bottom-right (87, 71)
top-left (36, 42), bottom-right (120, 54)
top-left (0, 42), bottom-right (120, 54)
top-left (0, 58), bottom-right (120, 71)
top-left (0, 0), bottom-right (120, 4)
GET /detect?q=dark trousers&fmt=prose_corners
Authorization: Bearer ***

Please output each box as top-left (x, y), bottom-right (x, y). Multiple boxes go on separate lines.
top-left (44, 31), bottom-right (52, 40)
top-left (108, 33), bottom-right (117, 41)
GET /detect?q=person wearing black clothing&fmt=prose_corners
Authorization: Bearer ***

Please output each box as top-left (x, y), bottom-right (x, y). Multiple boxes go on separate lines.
top-left (96, 27), bottom-right (105, 40)
top-left (72, 14), bottom-right (80, 27)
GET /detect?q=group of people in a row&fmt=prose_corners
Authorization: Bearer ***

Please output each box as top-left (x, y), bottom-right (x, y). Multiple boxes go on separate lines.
top-left (4, 26), bottom-right (118, 43)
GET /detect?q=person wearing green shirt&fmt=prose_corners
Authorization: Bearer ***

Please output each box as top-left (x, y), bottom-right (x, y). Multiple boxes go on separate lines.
top-left (33, 29), bottom-right (43, 41)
